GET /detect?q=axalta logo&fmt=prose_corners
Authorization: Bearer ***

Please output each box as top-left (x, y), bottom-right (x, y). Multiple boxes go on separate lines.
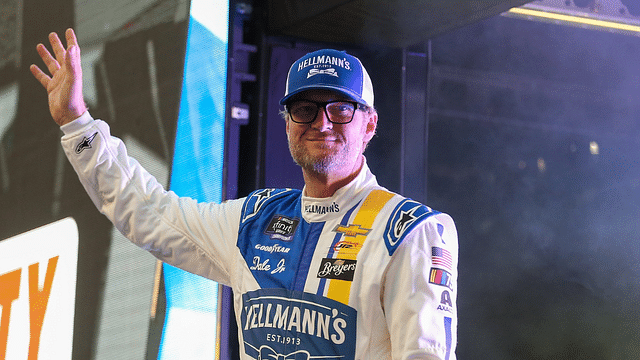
top-left (438, 290), bottom-right (454, 314)
top-left (240, 289), bottom-right (356, 360)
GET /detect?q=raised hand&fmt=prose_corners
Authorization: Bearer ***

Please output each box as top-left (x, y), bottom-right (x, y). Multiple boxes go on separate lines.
top-left (30, 28), bottom-right (87, 126)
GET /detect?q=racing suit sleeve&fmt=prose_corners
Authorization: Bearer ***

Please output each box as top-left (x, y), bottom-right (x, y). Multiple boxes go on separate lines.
top-left (382, 212), bottom-right (458, 360)
top-left (59, 112), bottom-right (243, 284)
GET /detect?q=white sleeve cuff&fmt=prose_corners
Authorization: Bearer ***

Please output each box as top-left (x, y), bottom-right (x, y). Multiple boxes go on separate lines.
top-left (60, 111), bottom-right (94, 136)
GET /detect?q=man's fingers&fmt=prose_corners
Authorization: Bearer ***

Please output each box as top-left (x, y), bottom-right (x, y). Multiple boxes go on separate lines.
top-left (65, 29), bottom-right (81, 76)
top-left (65, 45), bottom-right (81, 77)
top-left (65, 28), bottom-right (79, 50)
top-left (29, 64), bottom-right (50, 89)
top-left (49, 32), bottom-right (66, 64)
top-left (36, 43), bottom-right (61, 75)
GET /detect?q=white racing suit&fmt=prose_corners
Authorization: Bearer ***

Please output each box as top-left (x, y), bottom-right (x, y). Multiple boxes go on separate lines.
top-left (60, 112), bottom-right (458, 360)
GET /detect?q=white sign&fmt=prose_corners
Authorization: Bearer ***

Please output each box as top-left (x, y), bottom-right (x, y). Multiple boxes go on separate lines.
top-left (0, 217), bottom-right (79, 360)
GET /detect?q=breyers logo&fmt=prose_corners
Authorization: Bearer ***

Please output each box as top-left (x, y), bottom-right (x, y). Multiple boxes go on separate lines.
top-left (317, 258), bottom-right (357, 281)
top-left (0, 218), bottom-right (78, 360)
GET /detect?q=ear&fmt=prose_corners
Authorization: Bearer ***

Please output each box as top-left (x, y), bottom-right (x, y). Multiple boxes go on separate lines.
top-left (285, 115), bottom-right (291, 136)
top-left (363, 111), bottom-right (378, 144)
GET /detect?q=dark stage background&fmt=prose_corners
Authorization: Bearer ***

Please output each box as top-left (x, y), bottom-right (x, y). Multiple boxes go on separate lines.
top-left (427, 17), bottom-right (640, 359)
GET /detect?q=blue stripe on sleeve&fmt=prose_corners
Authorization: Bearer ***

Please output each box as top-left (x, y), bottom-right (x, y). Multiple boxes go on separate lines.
top-left (445, 316), bottom-right (452, 360)
top-left (292, 222), bottom-right (324, 292)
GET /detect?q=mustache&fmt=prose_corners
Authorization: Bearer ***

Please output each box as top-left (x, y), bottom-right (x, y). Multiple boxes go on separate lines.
top-left (304, 129), bottom-right (342, 139)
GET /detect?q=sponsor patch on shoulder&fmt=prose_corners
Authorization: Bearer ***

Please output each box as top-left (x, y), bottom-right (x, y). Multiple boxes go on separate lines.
top-left (264, 215), bottom-right (299, 241)
top-left (432, 246), bottom-right (453, 271)
top-left (242, 189), bottom-right (275, 222)
top-left (317, 258), bottom-right (357, 281)
top-left (429, 268), bottom-right (453, 290)
top-left (383, 199), bottom-right (438, 256)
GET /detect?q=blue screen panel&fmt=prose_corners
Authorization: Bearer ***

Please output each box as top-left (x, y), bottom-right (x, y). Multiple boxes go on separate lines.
top-left (159, 0), bottom-right (229, 359)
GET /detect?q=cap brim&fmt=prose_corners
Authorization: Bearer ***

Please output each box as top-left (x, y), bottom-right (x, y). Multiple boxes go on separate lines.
top-left (279, 85), bottom-right (366, 106)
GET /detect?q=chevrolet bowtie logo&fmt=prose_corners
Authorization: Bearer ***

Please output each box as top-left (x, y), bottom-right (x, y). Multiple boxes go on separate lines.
top-left (333, 224), bottom-right (371, 237)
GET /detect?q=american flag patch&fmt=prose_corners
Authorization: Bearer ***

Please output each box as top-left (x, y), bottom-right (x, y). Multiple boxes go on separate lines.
top-left (432, 247), bottom-right (452, 271)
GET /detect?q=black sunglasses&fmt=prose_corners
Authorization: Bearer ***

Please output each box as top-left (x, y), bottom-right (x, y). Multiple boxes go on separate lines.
top-left (286, 100), bottom-right (368, 124)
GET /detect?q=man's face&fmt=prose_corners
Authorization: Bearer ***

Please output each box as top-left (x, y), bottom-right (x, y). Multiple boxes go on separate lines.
top-left (285, 90), bottom-right (377, 176)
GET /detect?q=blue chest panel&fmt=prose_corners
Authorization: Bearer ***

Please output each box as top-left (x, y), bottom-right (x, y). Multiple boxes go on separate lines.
top-left (240, 288), bottom-right (356, 360)
top-left (238, 189), bottom-right (323, 291)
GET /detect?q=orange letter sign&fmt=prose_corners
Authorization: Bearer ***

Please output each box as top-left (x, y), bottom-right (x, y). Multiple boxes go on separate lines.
top-left (0, 268), bottom-right (22, 359)
top-left (28, 256), bottom-right (59, 360)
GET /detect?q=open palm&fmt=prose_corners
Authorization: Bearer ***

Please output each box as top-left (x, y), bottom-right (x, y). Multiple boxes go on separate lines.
top-left (30, 28), bottom-right (87, 126)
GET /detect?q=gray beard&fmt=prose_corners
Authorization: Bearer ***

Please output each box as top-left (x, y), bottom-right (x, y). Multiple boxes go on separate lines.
top-left (288, 142), bottom-right (350, 175)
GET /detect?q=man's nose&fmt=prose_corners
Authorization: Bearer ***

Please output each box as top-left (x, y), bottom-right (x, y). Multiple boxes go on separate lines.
top-left (310, 107), bottom-right (333, 130)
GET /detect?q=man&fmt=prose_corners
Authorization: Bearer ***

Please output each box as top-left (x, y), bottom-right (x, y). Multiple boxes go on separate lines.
top-left (31, 29), bottom-right (458, 360)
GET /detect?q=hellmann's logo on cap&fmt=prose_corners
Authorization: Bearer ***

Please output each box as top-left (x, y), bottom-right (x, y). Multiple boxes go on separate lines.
top-left (308, 68), bottom-right (338, 78)
top-left (298, 55), bottom-right (352, 72)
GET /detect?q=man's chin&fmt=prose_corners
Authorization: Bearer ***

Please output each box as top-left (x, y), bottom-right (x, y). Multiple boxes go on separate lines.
top-left (296, 154), bottom-right (341, 174)
top-left (289, 143), bottom-right (346, 173)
